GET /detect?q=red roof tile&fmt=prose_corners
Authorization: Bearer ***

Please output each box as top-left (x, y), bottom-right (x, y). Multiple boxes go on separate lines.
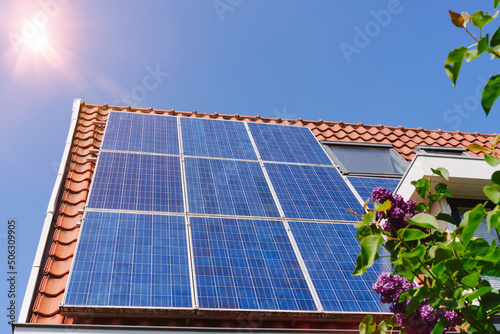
top-left (29, 102), bottom-right (498, 326)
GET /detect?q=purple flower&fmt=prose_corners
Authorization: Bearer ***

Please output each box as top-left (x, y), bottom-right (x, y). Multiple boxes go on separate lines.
top-left (371, 188), bottom-right (417, 236)
top-left (372, 272), bottom-right (412, 304)
top-left (372, 273), bottom-right (461, 333)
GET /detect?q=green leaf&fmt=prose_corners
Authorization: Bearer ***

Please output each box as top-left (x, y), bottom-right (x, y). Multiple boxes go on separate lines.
top-left (435, 183), bottom-right (452, 196)
top-left (466, 286), bottom-right (492, 303)
top-left (363, 198), bottom-right (370, 211)
top-left (433, 246), bottom-right (454, 263)
top-left (431, 167), bottom-right (450, 180)
top-left (411, 178), bottom-right (430, 199)
top-left (437, 212), bottom-right (457, 225)
top-left (481, 75), bottom-right (500, 115)
top-left (484, 185), bottom-right (500, 204)
top-left (479, 34), bottom-right (490, 54)
top-left (449, 10), bottom-right (466, 27)
top-left (466, 49), bottom-right (479, 62)
top-left (359, 315), bottom-right (374, 334)
top-left (398, 228), bottom-right (430, 241)
top-left (374, 199), bottom-right (391, 213)
top-left (484, 153), bottom-right (500, 166)
top-left (470, 238), bottom-right (492, 257)
top-left (493, 171), bottom-right (500, 187)
top-left (401, 244), bottom-right (426, 271)
top-left (445, 47), bottom-right (468, 87)
top-left (362, 211), bottom-right (375, 226)
top-left (490, 133), bottom-right (500, 147)
top-left (399, 287), bottom-right (418, 302)
top-left (461, 272), bottom-right (480, 287)
top-left (432, 316), bottom-right (448, 334)
top-left (481, 290), bottom-right (500, 312)
top-left (470, 10), bottom-right (499, 29)
top-left (486, 211), bottom-right (500, 231)
top-left (496, 0), bottom-right (500, 10)
top-left (407, 213), bottom-right (439, 230)
top-left (415, 202), bottom-right (428, 212)
top-left (460, 204), bottom-right (487, 246)
top-left (353, 234), bottom-right (384, 276)
top-left (465, 143), bottom-right (489, 152)
top-left (467, 35), bottom-right (490, 62)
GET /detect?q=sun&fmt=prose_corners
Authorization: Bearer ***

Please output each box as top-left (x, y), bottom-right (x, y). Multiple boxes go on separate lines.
top-left (25, 28), bottom-right (51, 53)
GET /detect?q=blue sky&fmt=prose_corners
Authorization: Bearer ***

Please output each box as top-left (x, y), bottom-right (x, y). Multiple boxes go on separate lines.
top-left (0, 0), bottom-right (499, 332)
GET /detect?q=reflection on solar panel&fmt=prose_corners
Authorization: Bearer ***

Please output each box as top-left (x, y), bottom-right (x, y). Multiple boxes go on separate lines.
top-left (87, 152), bottom-right (184, 213)
top-left (247, 122), bottom-right (332, 165)
top-left (190, 217), bottom-right (317, 311)
top-left (185, 158), bottom-right (280, 217)
top-left (102, 112), bottom-right (179, 154)
top-left (289, 221), bottom-right (391, 313)
top-left (348, 177), bottom-right (400, 206)
top-left (181, 118), bottom-right (257, 160)
top-left (65, 211), bottom-right (191, 308)
top-left (265, 163), bottom-right (362, 221)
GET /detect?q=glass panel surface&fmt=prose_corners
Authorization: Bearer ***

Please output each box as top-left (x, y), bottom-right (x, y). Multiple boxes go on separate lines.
top-left (248, 122), bottom-right (333, 165)
top-left (265, 163), bottom-right (362, 221)
top-left (329, 145), bottom-right (407, 174)
top-left (102, 112), bottom-right (179, 155)
top-left (87, 152), bottom-right (184, 213)
top-left (185, 158), bottom-right (280, 217)
top-left (65, 212), bottom-right (191, 308)
top-left (181, 118), bottom-right (257, 160)
top-left (348, 176), bottom-right (400, 206)
top-left (191, 217), bottom-right (317, 311)
top-left (289, 221), bottom-right (391, 313)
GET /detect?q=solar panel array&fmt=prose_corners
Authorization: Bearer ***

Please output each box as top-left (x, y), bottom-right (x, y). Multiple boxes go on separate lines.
top-left (65, 111), bottom-right (393, 316)
top-left (348, 176), bottom-right (400, 207)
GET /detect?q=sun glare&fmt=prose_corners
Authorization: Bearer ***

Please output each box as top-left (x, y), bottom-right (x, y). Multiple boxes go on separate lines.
top-left (27, 28), bottom-right (50, 53)
top-left (4, 1), bottom-right (82, 85)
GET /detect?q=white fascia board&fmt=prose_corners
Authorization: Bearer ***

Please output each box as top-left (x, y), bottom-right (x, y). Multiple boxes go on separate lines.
top-left (18, 99), bottom-right (82, 323)
top-left (395, 154), bottom-right (500, 202)
top-left (12, 324), bottom-right (365, 334)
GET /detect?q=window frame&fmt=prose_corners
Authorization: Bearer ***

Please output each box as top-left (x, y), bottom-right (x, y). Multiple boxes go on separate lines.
top-left (321, 141), bottom-right (408, 178)
top-left (416, 145), bottom-right (469, 157)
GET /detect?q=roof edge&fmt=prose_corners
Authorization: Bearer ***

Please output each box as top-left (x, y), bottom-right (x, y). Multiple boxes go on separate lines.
top-left (81, 103), bottom-right (497, 137)
top-left (19, 99), bottom-right (83, 323)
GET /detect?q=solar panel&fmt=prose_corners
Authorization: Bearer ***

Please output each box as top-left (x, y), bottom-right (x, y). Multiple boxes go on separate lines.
top-left (65, 211), bottom-right (192, 308)
top-left (265, 163), bottom-right (362, 221)
top-left (190, 217), bottom-right (317, 311)
top-left (102, 112), bottom-right (179, 155)
top-left (181, 118), bottom-right (257, 160)
top-left (288, 221), bottom-right (391, 313)
top-left (247, 122), bottom-right (332, 165)
top-left (185, 158), bottom-right (280, 217)
top-left (347, 176), bottom-right (400, 206)
top-left (87, 152), bottom-right (184, 213)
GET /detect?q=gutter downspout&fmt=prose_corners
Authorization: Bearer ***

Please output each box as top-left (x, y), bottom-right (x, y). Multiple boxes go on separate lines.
top-left (18, 98), bottom-right (82, 323)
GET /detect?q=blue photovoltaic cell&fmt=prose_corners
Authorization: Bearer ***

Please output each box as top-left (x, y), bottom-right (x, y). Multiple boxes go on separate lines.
top-left (185, 158), bottom-right (280, 217)
top-left (265, 163), bottom-right (362, 221)
top-left (289, 221), bottom-right (391, 313)
top-left (181, 118), bottom-right (257, 160)
top-left (348, 176), bottom-right (400, 207)
top-left (247, 122), bottom-right (332, 165)
top-left (87, 152), bottom-right (184, 213)
top-left (102, 112), bottom-right (179, 155)
top-left (190, 217), bottom-right (317, 311)
top-left (65, 211), bottom-right (191, 308)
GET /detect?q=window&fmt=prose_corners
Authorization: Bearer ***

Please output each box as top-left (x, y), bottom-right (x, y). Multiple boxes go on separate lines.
top-left (322, 142), bottom-right (408, 177)
top-left (417, 146), bottom-right (468, 156)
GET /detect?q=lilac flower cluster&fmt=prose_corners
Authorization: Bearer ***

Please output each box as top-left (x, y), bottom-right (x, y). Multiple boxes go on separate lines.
top-left (372, 187), bottom-right (416, 236)
top-left (373, 273), bottom-right (460, 334)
